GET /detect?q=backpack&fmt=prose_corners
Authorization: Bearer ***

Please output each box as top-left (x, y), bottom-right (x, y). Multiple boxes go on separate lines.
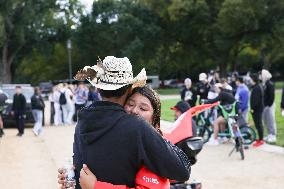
top-left (59, 92), bottom-right (67, 105)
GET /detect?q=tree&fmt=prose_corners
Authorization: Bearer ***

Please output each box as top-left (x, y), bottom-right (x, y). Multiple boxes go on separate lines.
top-left (0, 0), bottom-right (82, 83)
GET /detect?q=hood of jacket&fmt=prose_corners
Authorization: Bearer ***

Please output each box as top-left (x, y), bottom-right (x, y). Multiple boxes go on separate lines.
top-left (78, 101), bottom-right (127, 145)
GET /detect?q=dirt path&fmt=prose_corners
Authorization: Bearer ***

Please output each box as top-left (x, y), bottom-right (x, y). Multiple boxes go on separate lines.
top-left (0, 126), bottom-right (284, 189)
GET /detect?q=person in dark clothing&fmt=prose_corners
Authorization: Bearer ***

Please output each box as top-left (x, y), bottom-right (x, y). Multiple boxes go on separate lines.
top-left (230, 72), bottom-right (239, 95)
top-left (171, 101), bottom-right (197, 136)
top-left (11, 86), bottom-right (26, 136)
top-left (196, 73), bottom-right (210, 104)
top-left (250, 74), bottom-right (265, 147)
top-left (87, 86), bottom-right (101, 104)
top-left (281, 86), bottom-right (284, 116)
top-left (204, 83), bottom-right (236, 145)
top-left (58, 56), bottom-right (190, 189)
top-left (181, 78), bottom-right (197, 107)
top-left (0, 89), bottom-right (8, 137)
top-left (261, 69), bottom-right (277, 143)
top-left (31, 87), bottom-right (45, 136)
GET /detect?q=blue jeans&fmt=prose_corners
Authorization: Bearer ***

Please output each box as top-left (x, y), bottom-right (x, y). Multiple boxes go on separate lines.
top-left (32, 109), bottom-right (43, 135)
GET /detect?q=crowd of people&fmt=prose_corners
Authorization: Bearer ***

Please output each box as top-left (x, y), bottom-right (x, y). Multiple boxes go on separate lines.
top-left (0, 83), bottom-right (101, 137)
top-left (48, 82), bottom-right (101, 127)
top-left (180, 69), bottom-right (279, 146)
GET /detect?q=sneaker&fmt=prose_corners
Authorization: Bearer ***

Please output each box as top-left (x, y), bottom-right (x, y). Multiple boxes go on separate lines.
top-left (253, 140), bottom-right (265, 147)
top-left (207, 138), bottom-right (219, 146)
top-left (219, 137), bottom-right (229, 143)
top-left (264, 134), bottom-right (272, 142)
top-left (267, 135), bottom-right (276, 143)
top-left (16, 133), bottom-right (23, 137)
top-left (33, 129), bottom-right (38, 136)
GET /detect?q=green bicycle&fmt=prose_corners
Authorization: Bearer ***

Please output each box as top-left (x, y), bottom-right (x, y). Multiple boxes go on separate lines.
top-left (218, 102), bottom-right (256, 160)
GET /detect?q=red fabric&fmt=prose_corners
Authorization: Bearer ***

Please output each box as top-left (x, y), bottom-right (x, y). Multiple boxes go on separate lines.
top-left (94, 166), bottom-right (169, 189)
top-left (95, 181), bottom-right (134, 189)
top-left (135, 166), bottom-right (170, 189)
top-left (163, 102), bottom-right (219, 144)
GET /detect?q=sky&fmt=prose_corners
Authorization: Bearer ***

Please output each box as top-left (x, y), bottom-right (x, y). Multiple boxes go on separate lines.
top-left (80, 0), bottom-right (93, 14)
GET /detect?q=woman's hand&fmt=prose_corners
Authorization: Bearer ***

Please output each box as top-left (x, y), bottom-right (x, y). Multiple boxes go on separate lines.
top-left (79, 164), bottom-right (97, 189)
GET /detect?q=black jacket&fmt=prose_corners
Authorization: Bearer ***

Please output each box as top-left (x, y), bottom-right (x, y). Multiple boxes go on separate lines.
top-left (180, 87), bottom-right (197, 107)
top-left (73, 101), bottom-right (190, 188)
top-left (281, 87), bottom-right (284, 109)
top-left (205, 90), bottom-right (235, 106)
top-left (12, 94), bottom-right (26, 113)
top-left (31, 94), bottom-right (45, 110)
top-left (196, 82), bottom-right (210, 102)
top-left (250, 84), bottom-right (264, 112)
top-left (263, 80), bottom-right (275, 107)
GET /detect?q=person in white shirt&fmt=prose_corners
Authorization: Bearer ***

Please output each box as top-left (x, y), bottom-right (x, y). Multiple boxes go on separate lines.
top-left (60, 83), bottom-right (74, 125)
top-left (53, 85), bottom-right (63, 126)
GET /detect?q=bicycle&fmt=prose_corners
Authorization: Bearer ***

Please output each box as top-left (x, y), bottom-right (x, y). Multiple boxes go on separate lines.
top-left (197, 102), bottom-right (256, 146)
top-left (218, 102), bottom-right (257, 160)
top-left (196, 109), bottom-right (213, 143)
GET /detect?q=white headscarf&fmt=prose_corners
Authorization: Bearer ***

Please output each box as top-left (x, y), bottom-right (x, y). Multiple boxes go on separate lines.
top-left (261, 69), bottom-right (272, 82)
top-left (184, 78), bottom-right (192, 89)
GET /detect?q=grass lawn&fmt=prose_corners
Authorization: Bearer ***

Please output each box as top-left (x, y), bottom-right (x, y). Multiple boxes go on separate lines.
top-left (161, 91), bottom-right (284, 146)
top-left (157, 88), bottom-right (180, 95)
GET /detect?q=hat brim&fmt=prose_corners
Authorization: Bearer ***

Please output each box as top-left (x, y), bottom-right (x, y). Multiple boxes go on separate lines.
top-left (170, 107), bottom-right (178, 111)
top-left (90, 68), bottom-right (147, 91)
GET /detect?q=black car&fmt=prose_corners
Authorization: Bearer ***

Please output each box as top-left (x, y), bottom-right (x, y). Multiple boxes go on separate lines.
top-left (1, 85), bottom-right (35, 128)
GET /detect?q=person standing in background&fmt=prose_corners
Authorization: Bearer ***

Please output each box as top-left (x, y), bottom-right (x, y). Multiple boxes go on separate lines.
top-left (0, 89), bottom-right (8, 137)
top-left (196, 73), bottom-right (210, 104)
top-left (11, 86), bottom-right (26, 137)
top-left (281, 85), bottom-right (284, 117)
top-left (221, 78), bottom-right (233, 94)
top-left (261, 69), bottom-right (277, 143)
top-left (48, 87), bottom-right (55, 125)
top-left (73, 82), bottom-right (88, 122)
top-left (250, 74), bottom-right (265, 147)
top-left (87, 86), bottom-right (101, 106)
top-left (31, 87), bottom-right (45, 136)
top-left (58, 83), bottom-right (74, 125)
top-left (181, 78), bottom-right (197, 108)
top-left (235, 77), bottom-right (249, 123)
top-left (53, 85), bottom-right (63, 126)
top-left (230, 72), bottom-right (239, 95)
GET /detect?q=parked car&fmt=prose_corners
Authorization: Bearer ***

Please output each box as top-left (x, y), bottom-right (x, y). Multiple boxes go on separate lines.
top-left (1, 84), bottom-right (35, 128)
top-left (163, 79), bottom-right (184, 88)
top-left (39, 82), bottom-right (53, 99)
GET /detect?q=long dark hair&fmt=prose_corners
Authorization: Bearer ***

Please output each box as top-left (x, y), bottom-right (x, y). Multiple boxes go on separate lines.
top-left (131, 86), bottom-right (162, 135)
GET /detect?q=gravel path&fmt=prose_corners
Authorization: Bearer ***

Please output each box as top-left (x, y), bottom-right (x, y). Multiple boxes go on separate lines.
top-left (0, 125), bottom-right (284, 189)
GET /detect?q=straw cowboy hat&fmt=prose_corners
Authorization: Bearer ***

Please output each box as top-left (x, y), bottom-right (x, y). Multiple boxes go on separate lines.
top-left (74, 56), bottom-right (147, 90)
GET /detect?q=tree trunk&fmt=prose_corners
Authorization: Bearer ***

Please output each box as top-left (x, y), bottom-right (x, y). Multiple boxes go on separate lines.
top-left (1, 42), bottom-right (12, 83)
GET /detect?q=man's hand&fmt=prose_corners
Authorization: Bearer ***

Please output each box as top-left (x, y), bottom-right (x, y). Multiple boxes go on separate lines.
top-left (58, 166), bottom-right (76, 189)
top-left (58, 167), bottom-right (66, 188)
top-left (79, 164), bottom-right (97, 189)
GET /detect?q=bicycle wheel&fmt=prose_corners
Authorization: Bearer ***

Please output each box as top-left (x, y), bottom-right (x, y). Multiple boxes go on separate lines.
top-left (197, 126), bottom-right (211, 143)
top-left (240, 126), bottom-right (256, 145)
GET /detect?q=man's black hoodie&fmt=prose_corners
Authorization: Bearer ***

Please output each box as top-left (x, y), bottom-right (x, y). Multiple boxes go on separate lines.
top-left (73, 101), bottom-right (190, 188)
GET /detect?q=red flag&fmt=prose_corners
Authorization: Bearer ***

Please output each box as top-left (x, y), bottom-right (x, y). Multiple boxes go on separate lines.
top-left (163, 102), bottom-right (219, 144)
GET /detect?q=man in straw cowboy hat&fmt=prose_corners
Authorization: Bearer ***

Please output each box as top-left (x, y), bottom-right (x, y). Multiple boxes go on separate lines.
top-left (69, 56), bottom-right (190, 188)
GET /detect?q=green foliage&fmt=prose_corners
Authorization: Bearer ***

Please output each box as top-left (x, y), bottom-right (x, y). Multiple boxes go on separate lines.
top-left (3, 0), bottom-right (284, 84)
top-left (0, 0), bottom-right (82, 83)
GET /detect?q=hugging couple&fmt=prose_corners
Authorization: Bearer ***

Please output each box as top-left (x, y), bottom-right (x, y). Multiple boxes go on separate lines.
top-left (58, 56), bottom-right (191, 189)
